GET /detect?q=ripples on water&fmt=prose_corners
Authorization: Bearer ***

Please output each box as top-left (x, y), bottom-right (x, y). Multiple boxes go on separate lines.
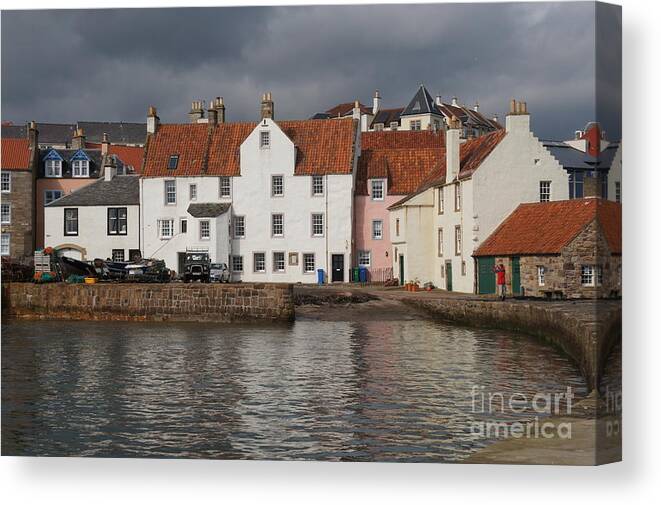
top-left (2, 318), bottom-right (587, 462)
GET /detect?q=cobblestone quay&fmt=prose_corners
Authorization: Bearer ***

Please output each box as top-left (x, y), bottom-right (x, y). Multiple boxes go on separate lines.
top-left (2, 282), bottom-right (295, 323)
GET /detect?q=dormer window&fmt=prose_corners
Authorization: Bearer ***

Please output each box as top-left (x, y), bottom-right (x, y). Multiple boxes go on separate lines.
top-left (168, 155), bottom-right (179, 170)
top-left (72, 160), bottom-right (89, 177)
top-left (45, 159), bottom-right (62, 177)
top-left (260, 131), bottom-right (271, 149)
top-left (410, 120), bottom-right (421, 131)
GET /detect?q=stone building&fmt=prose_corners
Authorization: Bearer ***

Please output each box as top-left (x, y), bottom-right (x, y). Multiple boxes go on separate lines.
top-left (0, 123), bottom-right (39, 263)
top-left (473, 198), bottom-right (621, 299)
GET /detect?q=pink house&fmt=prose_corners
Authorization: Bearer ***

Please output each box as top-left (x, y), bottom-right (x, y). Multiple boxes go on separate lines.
top-left (354, 131), bottom-right (445, 281)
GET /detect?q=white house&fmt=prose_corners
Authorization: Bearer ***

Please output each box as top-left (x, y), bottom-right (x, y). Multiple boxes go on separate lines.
top-left (44, 163), bottom-right (140, 262)
top-left (140, 95), bottom-right (359, 282)
top-left (389, 100), bottom-right (571, 294)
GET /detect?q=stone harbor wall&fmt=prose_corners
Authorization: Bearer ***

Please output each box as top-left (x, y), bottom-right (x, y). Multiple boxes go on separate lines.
top-left (2, 282), bottom-right (295, 323)
top-left (400, 295), bottom-right (621, 393)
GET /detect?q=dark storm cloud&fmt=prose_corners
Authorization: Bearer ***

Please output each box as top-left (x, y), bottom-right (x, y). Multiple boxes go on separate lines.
top-left (1, 2), bottom-right (621, 139)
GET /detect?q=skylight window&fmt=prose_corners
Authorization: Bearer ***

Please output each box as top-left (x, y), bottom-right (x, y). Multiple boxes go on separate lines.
top-left (168, 155), bottom-right (179, 170)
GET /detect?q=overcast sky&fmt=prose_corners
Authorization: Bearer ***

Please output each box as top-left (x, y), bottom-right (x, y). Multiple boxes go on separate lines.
top-left (1, 2), bottom-right (621, 139)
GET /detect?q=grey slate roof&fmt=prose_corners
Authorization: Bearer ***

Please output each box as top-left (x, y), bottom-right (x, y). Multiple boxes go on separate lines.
top-left (47, 175), bottom-right (140, 207)
top-left (543, 140), bottom-right (620, 171)
top-left (187, 203), bottom-right (231, 218)
top-left (78, 121), bottom-right (146, 145)
top-left (2, 123), bottom-right (76, 144)
top-left (401, 85), bottom-right (441, 117)
top-left (372, 108), bottom-right (403, 126)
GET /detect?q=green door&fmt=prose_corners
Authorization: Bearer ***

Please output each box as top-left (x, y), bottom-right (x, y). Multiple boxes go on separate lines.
top-left (511, 256), bottom-right (521, 295)
top-left (445, 261), bottom-right (453, 291)
top-left (478, 257), bottom-right (496, 294)
top-left (399, 255), bottom-right (405, 286)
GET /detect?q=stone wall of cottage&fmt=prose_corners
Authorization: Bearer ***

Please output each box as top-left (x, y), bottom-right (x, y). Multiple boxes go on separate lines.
top-left (2, 282), bottom-right (295, 322)
top-left (1, 171), bottom-right (34, 263)
top-left (517, 220), bottom-right (621, 299)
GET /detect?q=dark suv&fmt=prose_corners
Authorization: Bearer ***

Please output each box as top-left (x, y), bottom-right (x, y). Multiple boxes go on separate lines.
top-left (183, 252), bottom-right (210, 283)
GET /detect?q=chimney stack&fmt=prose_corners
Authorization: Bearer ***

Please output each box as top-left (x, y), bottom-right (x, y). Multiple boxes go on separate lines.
top-left (352, 100), bottom-right (362, 120)
top-left (372, 90), bottom-right (381, 115)
top-left (435, 94), bottom-right (443, 107)
top-left (215, 97), bottom-right (226, 124)
top-left (28, 121), bottom-right (39, 151)
top-left (446, 115), bottom-right (461, 181)
top-left (208, 101), bottom-right (218, 127)
top-left (147, 105), bottom-right (160, 134)
top-left (189, 100), bottom-right (204, 123)
top-left (104, 155), bottom-right (117, 182)
top-left (451, 97), bottom-right (459, 107)
top-left (505, 99), bottom-right (530, 133)
top-left (473, 101), bottom-right (479, 112)
top-left (101, 132), bottom-right (110, 155)
top-left (260, 92), bottom-right (274, 120)
top-left (583, 174), bottom-right (602, 198)
top-left (72, 128), bottom-right (86, 150)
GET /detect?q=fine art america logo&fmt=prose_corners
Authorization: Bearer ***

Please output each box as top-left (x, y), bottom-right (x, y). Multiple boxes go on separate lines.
top-left (470, 385), bottom-right (575, 440)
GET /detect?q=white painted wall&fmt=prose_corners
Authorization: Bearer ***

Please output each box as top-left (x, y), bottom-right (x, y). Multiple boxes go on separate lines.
top-left (140, 176), bottom-right (231, 272)
top-left (232, 118), bottom-right (355, 283)
top-left (389, 113), bottom-right (570, 293)
top-left (44, 204), bottom-right (140, 260)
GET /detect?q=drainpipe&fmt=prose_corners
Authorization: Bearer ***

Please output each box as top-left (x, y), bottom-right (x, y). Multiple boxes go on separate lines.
top-left (325, 174), bottom-right (329, 283)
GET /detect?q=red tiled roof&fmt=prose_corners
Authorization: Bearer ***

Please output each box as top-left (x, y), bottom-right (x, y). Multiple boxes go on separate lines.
top-left (356, 148), bottom-right (445, 196)
top-left (325, 102), bottom-right (371, 117)
top-left (459, 129), bottom-right (506, 179)
top-left (361, 130), bottom-right (445, 150)
top-left (388, 129), bottom-right (506, 208)
top-left (1, 138), bottom-right (31, 170)
top-left (86, 142), bottom-right (145, 174)
top-left (143, 119), bottom-right (357, 177)
top-left (474, 199), bottom-right (622, 256)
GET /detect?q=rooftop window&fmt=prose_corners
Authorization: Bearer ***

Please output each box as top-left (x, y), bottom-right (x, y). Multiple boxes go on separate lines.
top-left (168, 155), bottom-right (179, 170)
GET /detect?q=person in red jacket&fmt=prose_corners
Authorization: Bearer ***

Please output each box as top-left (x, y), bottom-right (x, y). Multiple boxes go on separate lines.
top-left (493, 263), bottom-right (506, 300)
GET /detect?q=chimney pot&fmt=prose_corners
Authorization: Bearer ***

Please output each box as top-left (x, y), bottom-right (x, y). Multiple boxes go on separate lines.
top-left (452, 97), bottom-right (459, 107)
top-left (260, 92), bottom-right (274, 120)
top-left (147, 105), bottom-right (160, 134)
top-left (435, 95), bottom-right (442, 106)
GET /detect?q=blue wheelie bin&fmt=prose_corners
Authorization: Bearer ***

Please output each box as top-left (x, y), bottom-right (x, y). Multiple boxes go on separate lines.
top-left (358, 267), bottom-right (368, 283)
top-left (317, 269), bottom-right (325, 285)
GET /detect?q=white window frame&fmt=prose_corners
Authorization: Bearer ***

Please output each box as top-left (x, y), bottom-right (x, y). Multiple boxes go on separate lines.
top-left (303, 253), bottom-right (315, 274)
top-left (112, 249), bottom-right (125, 262)
top-left (1, 233), bottom-right (10, 256)
top-left (371, 179), bottom-right (385, 201)
top-left (273, 251), bottom-right (286, 273)
top-left (231, 255), bottom-right (244, 273)
top-left (45, 160), bottom-right (62, 178)
top-left (311, 213), bottom-right (324, 237)
top-left (199, 220), bottom-right (210, 240)
top-left (271, 213), bottom-right (284, 237)
top-left (454, 183), bottom-right (461, 211)
top-left (538, 266), bottom-right (546, 286)
top-left (437, 228), bottom-right (444, 257)
top-left (44, 190), bottom-right (63, 205)
top-left (410, 119), bottom-right (422, 131)
top-left (158, 218), bottom-right (174, 239)
top-left (271, 175), bottom-right (284, 197)
top-left (253, 252), bottom-right (266, 273)
top-left (539, 180), bottom-right (551, 202)
top-left (581, 265), bottom-right (595, 286)
top-left (233, 215), bottom-right (245, 238)
top-left (1, 172), bottom-right (10, 193)
top-left (189, 183), bottom-right (198, 201)
top-left (72, 159), bottom-right (89, 178)
top-left (372, 220), bottom-right (383, 240)
top-left (164, 180), bottom-right (176, 205)
top-left (438, 187), bottom-right (444, 214)
top-left (219, 177), bottom-right (231, 198)
top-left (454, 225), bottom-right (462, 256)
top-left (312, 175), bottom-right (324, 196)
top-left (1, 203), bottom-right (10, 224)
top-left (260, 130), bottom-right (270, 149)
top-left (64, 208), bottom-right (79, 236)
top-left (358, 250), bottom-right (371, 267)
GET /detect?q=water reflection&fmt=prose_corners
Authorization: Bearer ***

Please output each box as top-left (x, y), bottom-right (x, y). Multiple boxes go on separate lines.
top-left (2, 318), bottom-right (587, 461)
